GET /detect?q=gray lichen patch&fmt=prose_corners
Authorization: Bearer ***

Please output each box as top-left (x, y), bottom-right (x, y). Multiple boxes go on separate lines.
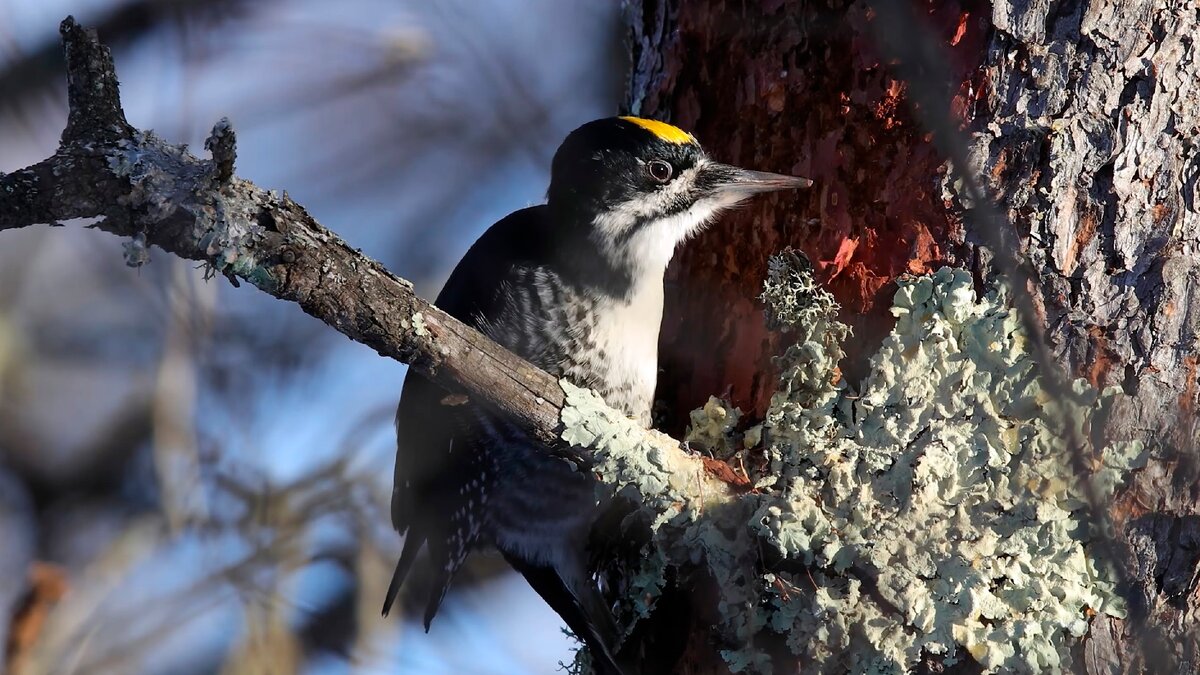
top-left (754, 265), bottom-right (1140, 673)
top-left (561, 254), bottom-right (1144, 674)
top-left (561, 381), bottom-right (706, 508)
top-left (685, 396), bottom-right (743, 459)
top-left (559, 380), bottom-right (757, 653)
top-left (757, 250), bottom-right (849, 491)
top-left (106, 128), bottom-right (274, 288)
top-left (107, 130), bottom-right (192, 224)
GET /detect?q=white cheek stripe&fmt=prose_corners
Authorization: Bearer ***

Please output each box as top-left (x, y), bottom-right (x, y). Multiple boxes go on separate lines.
top-left (591, 161), bottom-right (734, 276)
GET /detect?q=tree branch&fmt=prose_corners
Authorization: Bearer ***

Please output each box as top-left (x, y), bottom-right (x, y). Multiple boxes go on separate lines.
top-left (0, 17), bottom-right (736, 502)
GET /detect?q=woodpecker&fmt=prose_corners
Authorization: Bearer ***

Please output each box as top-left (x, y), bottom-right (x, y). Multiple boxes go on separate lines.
top-left (383, 116), bottom-right (810, 672)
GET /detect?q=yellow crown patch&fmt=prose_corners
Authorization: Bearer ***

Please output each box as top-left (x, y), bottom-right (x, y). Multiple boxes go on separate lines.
top-left (619, 116), bottom-right (696, 145)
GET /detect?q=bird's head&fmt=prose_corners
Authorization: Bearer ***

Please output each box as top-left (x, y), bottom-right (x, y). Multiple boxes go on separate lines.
top-left (548, 116), bottom-right (812, 281)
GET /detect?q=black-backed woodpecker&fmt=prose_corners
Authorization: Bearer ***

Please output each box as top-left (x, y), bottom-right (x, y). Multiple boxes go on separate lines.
top-left (383, 116), bottom-right (811, 673)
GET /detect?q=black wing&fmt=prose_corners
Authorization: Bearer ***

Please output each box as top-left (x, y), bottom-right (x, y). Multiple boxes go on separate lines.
top-left (382, 205), bottom-right (556, 621)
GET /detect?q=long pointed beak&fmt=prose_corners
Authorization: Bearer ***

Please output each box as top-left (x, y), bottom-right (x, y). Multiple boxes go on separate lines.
top-left (703, 163), bottom-right (813, 200)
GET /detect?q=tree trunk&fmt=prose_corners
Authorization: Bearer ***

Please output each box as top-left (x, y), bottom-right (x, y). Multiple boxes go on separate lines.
top-left (626, 0), bottom-right (1199, 672)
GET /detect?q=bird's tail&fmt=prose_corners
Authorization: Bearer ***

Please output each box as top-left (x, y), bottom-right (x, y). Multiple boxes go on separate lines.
top-left (380, 525), bottom-right (464, 630)
top-left (381, 525), bottom-right (424, 617)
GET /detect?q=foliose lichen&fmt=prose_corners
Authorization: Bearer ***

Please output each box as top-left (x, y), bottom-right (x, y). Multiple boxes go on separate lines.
top-left (754, 263), bottom-right (1141, 673)
top-left (685, 396), bottom-right (743, 459)
top-left (411, 311), bottom-right (428, 337)
top-left (559, 380), bottom-right (761, 662)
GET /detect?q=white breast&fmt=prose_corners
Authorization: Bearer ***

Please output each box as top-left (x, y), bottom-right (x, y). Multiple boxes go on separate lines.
top-left (587, 279), bottom-right (664, 425)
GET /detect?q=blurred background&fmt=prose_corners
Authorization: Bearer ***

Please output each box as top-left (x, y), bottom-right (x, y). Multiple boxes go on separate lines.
top-left (0, 1), bottom-right (624, 672)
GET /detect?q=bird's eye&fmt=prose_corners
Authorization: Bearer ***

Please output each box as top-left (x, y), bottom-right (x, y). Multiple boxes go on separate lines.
top-left (647, 159), bottom-right (674, 183)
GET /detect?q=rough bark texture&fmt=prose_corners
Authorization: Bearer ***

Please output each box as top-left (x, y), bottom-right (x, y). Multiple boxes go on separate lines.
top-left (969, 1), bottom-right (1200, 671)
top-left (627, 0), bottom-right (1198, 672)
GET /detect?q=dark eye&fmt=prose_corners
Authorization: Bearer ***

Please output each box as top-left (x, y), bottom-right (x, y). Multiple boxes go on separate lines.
top-left (647, 159), bottom-right (674, 183)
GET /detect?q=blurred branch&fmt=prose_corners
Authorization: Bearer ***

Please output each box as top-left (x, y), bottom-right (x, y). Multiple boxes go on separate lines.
top-left (0, 0), bottom-right (250, 114)
top-left (4, 563), bottom-right (68, 674)
top-left (24, 454), bottom-right (371, 673)
top-left (0, 17), bottom-right (735, 498)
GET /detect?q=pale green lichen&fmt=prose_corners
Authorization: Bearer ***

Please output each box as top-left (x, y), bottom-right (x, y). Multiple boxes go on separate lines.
top-left (685, 396), bottom-right (743, 459)
top-left (752, 265), bottom-right (1141, 674)
top-left (561, 381), bottom-right (723, 516)
top-left (560, 380), bottom-right (761, 663)
top-left (411, 311), bottom-right (428, 337)
top-left (559, 256), bottom-right (1141, 674)
top-left (757, 251), bottom-right (849, 490)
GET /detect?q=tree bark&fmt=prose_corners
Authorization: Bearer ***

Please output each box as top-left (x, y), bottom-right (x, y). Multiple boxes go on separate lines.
top-left (628, 0), bottom-right (1198, 672)
top-left (967, 2), bottom-right (1200, 671)
top-left (630, 0), bottom-right (988, 434)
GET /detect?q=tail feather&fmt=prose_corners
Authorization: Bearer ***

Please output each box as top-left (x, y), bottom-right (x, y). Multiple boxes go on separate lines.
top-left (421, 538), bottom-right (455, 631)
top-left (381, 527), bottom-right (425, 617)
top-left (381, 524), bottom-right (469, 635)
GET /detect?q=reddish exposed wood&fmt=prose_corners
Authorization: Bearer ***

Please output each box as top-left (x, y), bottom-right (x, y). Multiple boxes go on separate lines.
top-left (698, 455), bottom-right (751, 489)
top-left (1064, 205), bottom-right (1100, 276)
top-left (1182, 356), bottom-right (1198, 416)
top-left (633, 1), bottom-right (988, 431)
top-left (1084, 325), bottom-right (1118, 389)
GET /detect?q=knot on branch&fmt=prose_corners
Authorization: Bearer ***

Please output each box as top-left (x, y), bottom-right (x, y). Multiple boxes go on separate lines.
top-left (59, 16), bottom-right (133, 145)
top-left (123, 231), bottom-right (150, 268)
top-left (205, 118), bottom-right (237, 185)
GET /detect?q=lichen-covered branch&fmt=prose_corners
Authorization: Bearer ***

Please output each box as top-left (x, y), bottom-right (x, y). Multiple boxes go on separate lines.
top-left (0, 18), bottom-right (736, 503)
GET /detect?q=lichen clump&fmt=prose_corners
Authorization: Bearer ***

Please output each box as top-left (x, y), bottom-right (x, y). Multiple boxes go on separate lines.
top-left (753, 264), bottom-right (1140, 673)
top-left (685, 396), bottom-right (743, 459)
top-left (107, 129), bottom-right (272, 286)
